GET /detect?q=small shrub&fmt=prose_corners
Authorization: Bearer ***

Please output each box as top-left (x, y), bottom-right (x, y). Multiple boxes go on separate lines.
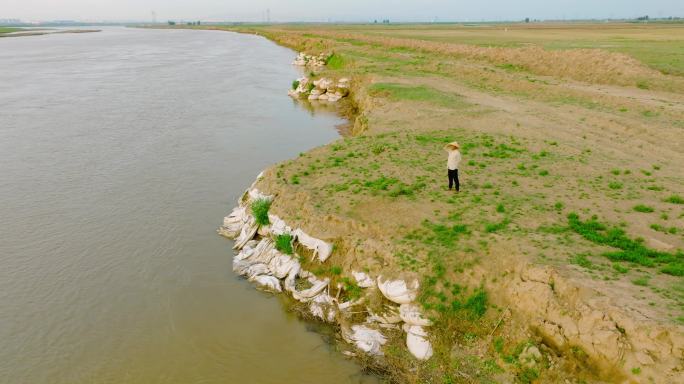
top-left (632, 277), bottom-right (649, 286)
top-left (331, 266), bottom-right (343, 275)
top-left (661, 263), bottom-right (684, 276)
top-left (608, 181), bottom-right (623, 190)
top-left (538, 170), bottom-right (549, 176)
top-left (370, 143), bottom-right (386, 155)
top-left (485, 219), bottom-right (509, 233)
top-left (291, 79), bottom-right (300, 90)
top-left (496, 203), bottom-right (505, 213)
top-left (633, 204), bottom-right (654, 213)
top-left (251, 198), bottom-right (271, 226)
top-left (572, 254), bottom-right (593, 269)
top-left (665, 195), bottom-right (684, 205)
top-left (275, 233), bottom-right (294, 255)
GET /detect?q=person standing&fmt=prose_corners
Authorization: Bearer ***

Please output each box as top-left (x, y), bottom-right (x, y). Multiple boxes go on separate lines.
top-left (444, 142), bottom-right (461, 191)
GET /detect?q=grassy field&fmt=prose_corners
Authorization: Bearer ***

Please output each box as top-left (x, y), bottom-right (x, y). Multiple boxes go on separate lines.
top-left (288, 23), bottom-right (684, 76)
top-left (0, 27), bottom-right (21, 34)
top-left (182, 23), bottom-right (684, 382)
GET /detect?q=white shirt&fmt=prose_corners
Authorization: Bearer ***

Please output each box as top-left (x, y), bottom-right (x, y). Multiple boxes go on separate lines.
top-left (447, 149), bottom-right (461, 170)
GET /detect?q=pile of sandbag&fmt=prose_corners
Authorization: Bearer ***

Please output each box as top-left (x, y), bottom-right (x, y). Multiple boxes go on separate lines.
top-left (292, 51), bottom-right (330, 68)
top-left (288, 76), bottom-right (350, 103)
top-left (219, 173), bottom-right (433, 360)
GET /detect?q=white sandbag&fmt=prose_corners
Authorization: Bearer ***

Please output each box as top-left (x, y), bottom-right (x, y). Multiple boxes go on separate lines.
top-left (291, 277), bottom-right (330, 302)
top-left (251, 275), bottom-right (281, 292)
top-left (348, 325), bottom-right (387, 356)
top-left (293, 228), bottom-right (333, 263)
top-left (338, 297), bottom-right (364, 311)
top-left (352, 271), bottom-right (374, 288)
top-left (366, 304), bottom-right (402, 324)
top-left (223, 206), bottom-right (247, 227)
top-left (268, 253), bottom-right (299, 279)
top-left (233, 220), bottom-right (258, 250)
top-left (399, 303), bottom-right (432, 327)
top-left (234, 242), bottom-right (256, 262)
top-left (283, 264), bottom-right (300, 294)
top-left (403, 324), bottom-right (433, 360)
top-left (309, 293), bottom-right (336, 322)
top-left (246, 188), bottom-right (272, 205)
top-left (377, 276), bottom-right (419, 304)
top-left (268, 214), bottom-right (292, 236)
top-left (250, 239), bottom-right (276, 264)
top-left (232, 259), bottom-right (252, 276)
top-left (219, 206), bottom-right (248, 238)
top-left (244, 263), bottom-right (270, 279)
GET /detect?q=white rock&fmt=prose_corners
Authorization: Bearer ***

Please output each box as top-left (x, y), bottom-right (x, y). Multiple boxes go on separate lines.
top-left (403, 324), bottom-right (433, 360)
top-left (399, 303), bottom-right (432, 326)
top-left (318, 93), bottom-right (329, 101)
top-left (352, 271), bottom-right (374, 288)
top-left (308, 93), bottom-right (319, 101)
top-left (377, 276), bottom-right (419, 304)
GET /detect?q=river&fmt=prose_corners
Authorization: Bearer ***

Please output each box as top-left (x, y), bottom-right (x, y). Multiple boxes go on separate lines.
top-left (0, 27), bottom-right (375, 383)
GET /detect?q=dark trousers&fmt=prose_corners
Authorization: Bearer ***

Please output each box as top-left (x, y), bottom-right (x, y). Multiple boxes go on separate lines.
top-left (448, 169), bottom-right (459, 191)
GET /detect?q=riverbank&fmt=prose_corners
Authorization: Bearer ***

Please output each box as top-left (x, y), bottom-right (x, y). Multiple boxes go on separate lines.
top-left (0, 28), bottom-right (101, 38)
top-left (180, 24), bottom-right (684, 382)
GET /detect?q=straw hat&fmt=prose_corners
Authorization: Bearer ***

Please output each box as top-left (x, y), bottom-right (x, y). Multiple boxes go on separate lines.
top-left (446, 141), bottom-right (460, 149)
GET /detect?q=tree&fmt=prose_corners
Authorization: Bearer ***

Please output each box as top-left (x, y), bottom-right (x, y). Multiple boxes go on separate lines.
top-left (168, 21), bottom-right (175, 26)
top-left (525, 17), bottom-right (530, 23)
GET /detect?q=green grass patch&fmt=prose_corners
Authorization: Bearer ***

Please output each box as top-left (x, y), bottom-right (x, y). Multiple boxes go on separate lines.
top-left (325, 52), bottom-right (346, 69)
top-left (567, 213), bottom-right (684, 275)
top-left (275, 233), bottom-right (294, 254)
top-left (421, 220), bottom-right (470, 247)
top-left (484, 218), bottom-right (510, 233)
top-left (665, 195), bottom-right (684, 205)
top-left (496, 63), bottom-right (526, 72)
top-left (251, 198), bottom-right (272, 226)
top-left (633, 204), bottom-right (654, 213)
top-left (0, 27), bottom-right (20, 34)
top-left (368, 83), bottom-right (464, 107)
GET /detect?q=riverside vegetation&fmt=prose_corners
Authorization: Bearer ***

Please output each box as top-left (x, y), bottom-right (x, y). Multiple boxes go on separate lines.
top-left (178, 22), bottom-right (684, 383)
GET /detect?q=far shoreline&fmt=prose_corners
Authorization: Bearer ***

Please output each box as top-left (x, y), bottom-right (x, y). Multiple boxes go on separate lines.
top-left (0, 29), bottom-right (101, 38)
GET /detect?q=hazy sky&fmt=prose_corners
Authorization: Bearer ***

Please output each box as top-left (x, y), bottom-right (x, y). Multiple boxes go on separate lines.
top-left (3, 0), bottom-right (683, 22)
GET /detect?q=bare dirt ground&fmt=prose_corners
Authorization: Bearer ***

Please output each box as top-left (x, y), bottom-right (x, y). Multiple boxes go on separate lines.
top-left (188, 23), bottom-right (684, 383)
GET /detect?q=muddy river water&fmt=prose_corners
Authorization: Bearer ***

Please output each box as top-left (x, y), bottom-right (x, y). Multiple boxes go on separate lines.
top-left (0, 27), bottom-right (376, 383)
